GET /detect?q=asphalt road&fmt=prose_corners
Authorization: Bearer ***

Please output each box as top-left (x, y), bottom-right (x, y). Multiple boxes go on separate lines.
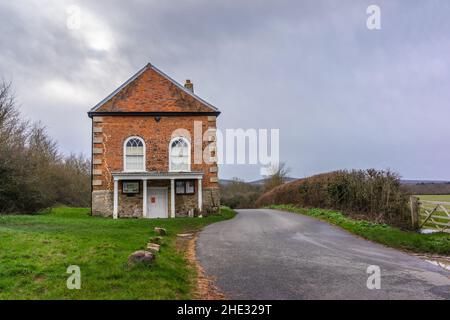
top-left (196, 209), bottom-right (450, 300)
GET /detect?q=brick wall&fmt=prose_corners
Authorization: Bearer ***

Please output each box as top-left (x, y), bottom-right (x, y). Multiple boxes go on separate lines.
top-left (91, 115), bottom-right (220, 217)
top-left (92, 181), bottom-right (218, 218)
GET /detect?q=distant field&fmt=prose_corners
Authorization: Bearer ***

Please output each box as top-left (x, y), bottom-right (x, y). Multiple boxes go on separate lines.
top-left (416, 195), bottom-right (450, 202)
top-left (416, 195), bottom-right (450, 231)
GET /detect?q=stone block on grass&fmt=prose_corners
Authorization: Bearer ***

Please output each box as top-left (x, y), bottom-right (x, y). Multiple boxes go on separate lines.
top-left (147, 243), bottom-right (161, 253)
top-left (128, 250), bottom-right (155, 265)
top-left (154, 227), bottom-right (167, 236)
top-left (149, 236), bottom-right (164, 244)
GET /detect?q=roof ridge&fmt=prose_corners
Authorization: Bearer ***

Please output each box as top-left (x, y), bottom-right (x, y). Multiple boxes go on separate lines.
top-left (89, 63), bottom-right (219, 113)
top-left (149, 64), bottom-right (219, 112)
top-left (89, 64), bottom-right (150, 112)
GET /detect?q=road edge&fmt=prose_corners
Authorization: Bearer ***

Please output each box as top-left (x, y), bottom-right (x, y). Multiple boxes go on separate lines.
top-left (186, 232), bottom-right (228, 300)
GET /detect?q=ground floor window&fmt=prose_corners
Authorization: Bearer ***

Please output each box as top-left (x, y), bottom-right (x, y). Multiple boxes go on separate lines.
top-left (175, 180), bottom-right (196, 195)
top-left (122, 181), bottom-right (140, 195)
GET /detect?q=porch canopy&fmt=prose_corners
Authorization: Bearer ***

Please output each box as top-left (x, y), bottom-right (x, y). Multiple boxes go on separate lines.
top-left (111, 171), bottom-right (204, 219)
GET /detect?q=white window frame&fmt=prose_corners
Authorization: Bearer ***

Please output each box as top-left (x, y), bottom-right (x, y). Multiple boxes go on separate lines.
top-left (123, 136), bottom-right (146, 172)
top-left (169, 136), bottom-right (191, 172)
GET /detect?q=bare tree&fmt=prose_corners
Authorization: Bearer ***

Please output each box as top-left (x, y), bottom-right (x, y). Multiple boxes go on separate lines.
top-left (263, 162), bottom-right (290, 192)
top-left (0, 81), bottom-right (91, 214)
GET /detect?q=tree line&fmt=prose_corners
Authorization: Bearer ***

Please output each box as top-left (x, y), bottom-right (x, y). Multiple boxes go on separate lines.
top-left (220, 163), bottom-right (290, 209)
top-left (256, 169), bottom-right (411, 229)
top-left (401, 182), bottom-right (450, 195)
top-left (0, 81), bottom-right (90, 214)
top-left (222, 165), bottom-right (416, 228)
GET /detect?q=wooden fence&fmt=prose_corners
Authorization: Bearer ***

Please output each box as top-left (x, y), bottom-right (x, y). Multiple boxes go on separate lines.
top-left (410, 196), bottom-right (450, 232)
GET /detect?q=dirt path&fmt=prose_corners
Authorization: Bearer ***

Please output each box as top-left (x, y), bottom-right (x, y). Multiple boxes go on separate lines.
top-left (177, 233), bottom-right (227, 300)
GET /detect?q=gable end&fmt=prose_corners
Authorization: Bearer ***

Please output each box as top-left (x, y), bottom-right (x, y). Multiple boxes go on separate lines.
top-left (88, 63), bottom-right (220, 117)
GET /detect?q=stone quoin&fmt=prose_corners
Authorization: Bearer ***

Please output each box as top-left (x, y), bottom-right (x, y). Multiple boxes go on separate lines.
top-left (87, 63), bottom-right (220, 219)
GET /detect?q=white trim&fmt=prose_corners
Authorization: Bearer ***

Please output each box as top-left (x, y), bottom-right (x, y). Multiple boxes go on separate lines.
top-left (113, 174), bottom-right (203, 181)
top-left (113, 179), bottom-right (119, 219)
top-left (170, 179), bottom-right (175, 218)
top-left (123, 136), bottom-right (146, 172)
top-left (169, 136), bottom-right (191, 172)
top-left (148, 187), bottom-right (169, 218)
top-left (198, 178), bottom-right (203, 212)
top-left (142, 180), bottom-right (147, 218)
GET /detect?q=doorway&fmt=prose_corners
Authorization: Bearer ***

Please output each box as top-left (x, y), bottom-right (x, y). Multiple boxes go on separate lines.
top-left (147, 187), bottom-right (168, 218)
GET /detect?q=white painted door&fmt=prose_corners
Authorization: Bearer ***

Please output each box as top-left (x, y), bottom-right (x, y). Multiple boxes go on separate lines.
top-left (147, 188), bottom-right (168, 218)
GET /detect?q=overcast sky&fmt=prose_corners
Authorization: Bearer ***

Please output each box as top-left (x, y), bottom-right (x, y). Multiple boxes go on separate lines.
top-left (1, 0), bottom-right (449, 181)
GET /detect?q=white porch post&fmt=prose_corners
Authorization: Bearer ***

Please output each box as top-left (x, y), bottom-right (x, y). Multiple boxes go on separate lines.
top-left (142, 179), bottom-right (147, 218)
top-left (113, 178), bottom-right (119, 219)
top-left (170, 179), bottom-right (175, 218)
top-left (198, 178), bottom-right (203, 213)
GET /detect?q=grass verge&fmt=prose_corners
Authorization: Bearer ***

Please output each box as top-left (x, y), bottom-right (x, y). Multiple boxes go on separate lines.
top-left (268, 204), bottom-right (450, 256)
top-left (0, 206), bottom-right (235, 299)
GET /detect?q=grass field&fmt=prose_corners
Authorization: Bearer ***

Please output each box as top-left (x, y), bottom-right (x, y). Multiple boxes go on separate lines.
top-left (415, 195), bottom-right (450, 230)
top-left (0, 207), bottom-right (235, 300)
top-left (416, 195), bottom-right (450, 202)
top-left (269, 204), bottom-right (450, 255)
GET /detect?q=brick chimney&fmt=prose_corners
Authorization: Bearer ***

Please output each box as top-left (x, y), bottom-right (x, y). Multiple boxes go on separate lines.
top-left (184, 79), bottom-right (194, 92)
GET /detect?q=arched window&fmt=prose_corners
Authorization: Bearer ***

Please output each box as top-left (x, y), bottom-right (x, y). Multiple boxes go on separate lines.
top-left (124, 137), bottom-right (145, 172)
top-left (169, 137), bottom-right (190, 172)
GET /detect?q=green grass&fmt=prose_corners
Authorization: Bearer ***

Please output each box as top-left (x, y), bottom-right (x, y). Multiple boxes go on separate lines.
top-left (0, 207), bottom-right (235, 300)
top-left (268, 204), bottom-right (450, 256)
top-left (416, 194), bottom-right (450, 202)
top-left (416, 195), bottom-right (450, 229)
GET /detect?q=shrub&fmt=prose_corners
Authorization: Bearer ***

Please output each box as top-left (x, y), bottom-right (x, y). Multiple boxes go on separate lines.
top-left (220, 178), bottom-right (262, 209)
top-left (0, 81), bottom-right (90, 214)
top-left (256, 169), bottom-right (410, 228)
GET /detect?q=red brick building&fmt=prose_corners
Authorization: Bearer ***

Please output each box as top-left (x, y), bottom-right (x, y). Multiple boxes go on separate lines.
top-left (87, 63), bottom-right (220, 218)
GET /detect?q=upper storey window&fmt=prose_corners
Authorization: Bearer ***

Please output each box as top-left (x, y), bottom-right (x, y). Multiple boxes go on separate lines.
top-left (169, 137), bottom-right (190, 172)
top-left (124, 137), bottom-right (145, 172)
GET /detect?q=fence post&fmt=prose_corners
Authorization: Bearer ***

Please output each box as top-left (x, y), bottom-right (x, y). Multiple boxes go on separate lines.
top-left (410, 196), bottom-right (419, 230)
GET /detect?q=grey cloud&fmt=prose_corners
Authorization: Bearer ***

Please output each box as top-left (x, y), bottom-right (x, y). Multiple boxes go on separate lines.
top-left (0, 0), bottom-right (449, 180)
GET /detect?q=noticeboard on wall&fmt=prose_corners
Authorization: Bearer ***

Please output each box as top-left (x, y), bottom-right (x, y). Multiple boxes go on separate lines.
top-left (122, 181), bottom-right (140, 194)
